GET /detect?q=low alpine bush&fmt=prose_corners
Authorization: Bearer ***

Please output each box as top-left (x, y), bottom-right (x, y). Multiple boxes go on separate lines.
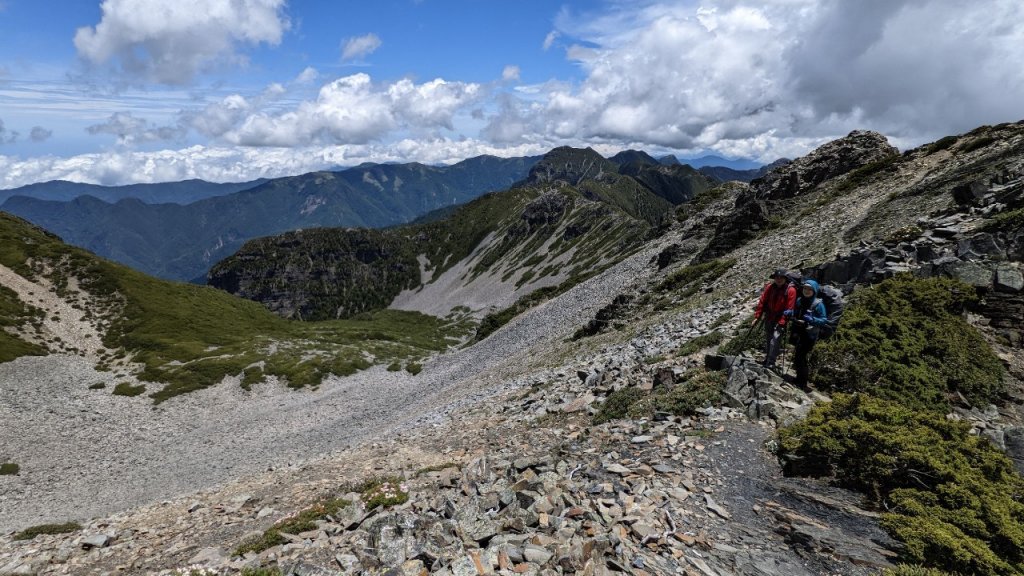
top-left (779, 394), bottom-right (1024, 575)
top-left (810, 275), bottom-right (1004, 412)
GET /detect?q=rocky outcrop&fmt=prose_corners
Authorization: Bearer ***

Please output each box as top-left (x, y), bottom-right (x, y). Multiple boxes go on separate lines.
top-left (525, 147), bottom-right (619, 186)
top-left (207, 228), bottom-right (422, 320)
top-left (695, 132), bottom-right (898, 263)
top-left (750, 131), bottom-right (899, 200)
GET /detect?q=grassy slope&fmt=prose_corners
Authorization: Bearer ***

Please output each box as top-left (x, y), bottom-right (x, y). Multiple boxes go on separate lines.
top-left (0, 212), bottom-right (470, 402)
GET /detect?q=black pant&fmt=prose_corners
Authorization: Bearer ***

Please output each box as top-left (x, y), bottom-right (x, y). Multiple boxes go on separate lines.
top-left (792, 328), bottom-right (815, 387)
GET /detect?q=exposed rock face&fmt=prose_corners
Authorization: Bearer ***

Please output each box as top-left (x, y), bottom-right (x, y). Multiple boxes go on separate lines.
top-left (751, 130), bottom-right (899, 200)
top-left (695, 132), bottom-right (898, 263)
top-left (207, 228), bottom-right (421, 319)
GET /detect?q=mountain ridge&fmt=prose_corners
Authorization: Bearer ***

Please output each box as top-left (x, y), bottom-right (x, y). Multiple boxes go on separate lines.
top-left (2, 155), bottom-right (541, 282)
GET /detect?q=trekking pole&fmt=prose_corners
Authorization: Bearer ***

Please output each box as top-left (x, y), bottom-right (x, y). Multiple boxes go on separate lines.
top-left (727, 318), bottom-right (762, 373)
top-left (779, 322), bottom-right (788, 377)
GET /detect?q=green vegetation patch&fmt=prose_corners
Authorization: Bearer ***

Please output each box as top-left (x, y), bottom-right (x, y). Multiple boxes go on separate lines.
top-left (982, 207), bottom-right (1024, 233)
top-left (112, 381), bottom-right (146, 397)
top-left (708, 312), bottom-right (734, 330)
top-left (0, 213), bottom-right (472, 403)
top-left (677, 186), bottom-right (728, 221)
top-left (883, 566), bottom-right (955, 576)
top-left (13, 522), bottom-right (82, 540)
top-left (810, 275), bottom-right (1004, 412)
top-left (0, 462), bottom-right (19, 475)
top-left (594, 369), bottom-right (725, 424)
top-left (0, 284), bottom-right (46, 363)
top-left (779, 394), bottom-right (1024, 575)
top-left (677, 330), bottom-right (724, 356)
top-left (960, 135), bottom-right (996, 154)
top-left (925, 136), bottom-right (959, 155)
top-left (234, 497), bottom-right (349, 555)
top-left (361, 477), bottom-right (410, 510)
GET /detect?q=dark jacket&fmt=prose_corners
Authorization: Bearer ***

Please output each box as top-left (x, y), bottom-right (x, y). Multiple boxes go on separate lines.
top-left (794, 280), bottom-right (828, 340)
top-left (755, 281), bottom-right (797, 326)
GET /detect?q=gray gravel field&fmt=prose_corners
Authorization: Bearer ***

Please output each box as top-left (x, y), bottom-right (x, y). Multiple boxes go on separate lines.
top-left (0, 243), bottom-right (662, 533)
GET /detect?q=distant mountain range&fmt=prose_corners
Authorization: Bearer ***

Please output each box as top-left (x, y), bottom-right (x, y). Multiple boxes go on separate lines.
top-left (2, 155), bottom-right (540, 282)
top-left (0, 178), bottom-right (269, 205)
top-left (659, 154), bottom-right (762, 170)
top-left (1, 150), bottom-right (778, 285)
top-left (208, 146), bottom-right (719, 326)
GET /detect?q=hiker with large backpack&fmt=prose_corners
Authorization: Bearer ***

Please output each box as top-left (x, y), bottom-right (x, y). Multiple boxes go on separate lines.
top-left (752, 269), bottom-right (797, 370)
top-left (784, 279), bottom-right (829, 389)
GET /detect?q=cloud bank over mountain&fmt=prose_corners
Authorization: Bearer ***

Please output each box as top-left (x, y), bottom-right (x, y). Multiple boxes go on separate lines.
top-left (1, 0), bottom-right (1022, 188)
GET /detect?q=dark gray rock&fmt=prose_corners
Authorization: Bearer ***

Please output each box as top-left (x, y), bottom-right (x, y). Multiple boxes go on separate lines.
top-left (948, 261), bottom-right (993, 288)
top-left (750, 130), bottom-right (898, 200)
top-left (995, 266), bottom-right (1024, 293)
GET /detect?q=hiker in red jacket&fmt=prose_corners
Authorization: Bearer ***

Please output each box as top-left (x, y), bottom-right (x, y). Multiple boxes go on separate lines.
top-left (752, 269), bottom-right (797, 369)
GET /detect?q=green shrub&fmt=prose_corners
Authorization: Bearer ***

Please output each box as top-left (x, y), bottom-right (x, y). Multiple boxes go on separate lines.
top-left (240, 367), bottom-right (264, 391)
top-left (925, 136), bottom-right (958, 155)
top-left (779, 394), bottom-right (1024, 575)
top-left (883, 565), bottom-right (956, 576)
top-left (811, 275), bottom-right (1004, 412)
top-left (982, 207), bottom-right (1024, 233)
top-left (386, 361), bottom-right (401, 372)
top-left (234, 497), bottom-right (349, 555)
top-left (112, 382), bottom-right (146, 397)
top-left (643, 354), bottom-right (666, 365)
top-left (961, 135), bottom-right (996, 154)
top-left (594, 387), bottom-right (648, 424)
top-left (594, 370), bottom-right (724, 423)
top-left (639, 370), bottom-right (724, 417)
top-left (708, 312), bottom-right (734, 330)
top-left (406, 362), bottom-right (423, 375)
top-left (677, 330), bottom-right (724, 356)
top-left (0, 462), bottom-right (19, 475)
top-left (88, 382), bottom-right (106, 390)
top-left (13, 522), bottom-right (82, 540)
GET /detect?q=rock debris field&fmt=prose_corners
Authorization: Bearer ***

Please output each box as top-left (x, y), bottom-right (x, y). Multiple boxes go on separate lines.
top-left (0, 242), bottom-right (665, 535)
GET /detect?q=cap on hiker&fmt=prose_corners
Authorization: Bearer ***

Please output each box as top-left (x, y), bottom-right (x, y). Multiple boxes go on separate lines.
top-left (770, 268), bottom-right (787, 279)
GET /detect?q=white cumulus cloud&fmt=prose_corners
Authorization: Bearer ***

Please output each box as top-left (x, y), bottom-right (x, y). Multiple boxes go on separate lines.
top-left (216, 73), bottom-right (481, 147)
top-left (341, 33), bottom-right (382, 61)
top-left (74, 0), bottom-right (290, 85)
top-left (487, 0), bottom-right (1024, 160)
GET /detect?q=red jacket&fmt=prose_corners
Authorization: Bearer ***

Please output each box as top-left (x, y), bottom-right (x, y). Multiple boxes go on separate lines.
top-left (755, 281), bottom-right (797, 326)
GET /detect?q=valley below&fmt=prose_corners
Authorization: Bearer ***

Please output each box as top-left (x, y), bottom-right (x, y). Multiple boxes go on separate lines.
top-left (0, 238), bottom-right (664, 534)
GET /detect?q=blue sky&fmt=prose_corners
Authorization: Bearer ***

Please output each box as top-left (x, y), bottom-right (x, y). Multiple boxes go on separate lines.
top-left (1, 0), bottom-right (1023, 187)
